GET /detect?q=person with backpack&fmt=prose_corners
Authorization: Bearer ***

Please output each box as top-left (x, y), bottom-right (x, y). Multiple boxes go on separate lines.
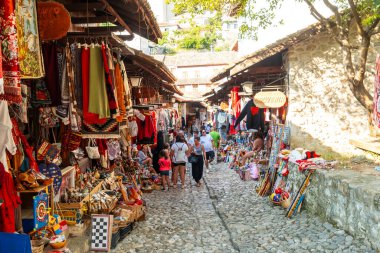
top-left (170, 135), bottom-right (189, 189)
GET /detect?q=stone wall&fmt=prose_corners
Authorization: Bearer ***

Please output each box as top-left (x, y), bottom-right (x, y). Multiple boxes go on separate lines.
top-left (287, 31), bottom-right (380, 157)
top-left (287, 165), bottom-right (380, 250)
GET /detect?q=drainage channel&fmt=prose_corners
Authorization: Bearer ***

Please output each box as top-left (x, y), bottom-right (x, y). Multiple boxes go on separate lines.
top-left (202, 176), bottom-right (241, 253)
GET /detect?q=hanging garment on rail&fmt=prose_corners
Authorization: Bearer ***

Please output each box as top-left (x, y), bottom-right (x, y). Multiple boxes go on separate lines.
top-left (234, 99), bottom-right (265, 131)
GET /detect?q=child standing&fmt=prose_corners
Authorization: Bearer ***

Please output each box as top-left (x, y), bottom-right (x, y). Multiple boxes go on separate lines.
top-left (158, 149), bottom-right (171, 191)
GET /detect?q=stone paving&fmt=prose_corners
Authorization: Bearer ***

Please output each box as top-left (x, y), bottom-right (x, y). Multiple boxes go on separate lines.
top-left (114, 163), bottom-right (375, 253)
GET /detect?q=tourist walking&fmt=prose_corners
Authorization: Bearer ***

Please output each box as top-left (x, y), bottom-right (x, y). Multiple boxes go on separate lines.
top-left (158, 149), bottom-right (171, 191)
top-left (200, 130), bottom-right (214, 172)
top-left (191, 136), bottom-right (206, 187)
top-left (171, 136), bottom-right (189, 189)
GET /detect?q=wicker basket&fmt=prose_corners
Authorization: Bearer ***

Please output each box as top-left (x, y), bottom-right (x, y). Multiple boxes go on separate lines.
top-left (141, 188), bottom-right (153, 193)
top-left (31, 240), bottom-right (45, 253)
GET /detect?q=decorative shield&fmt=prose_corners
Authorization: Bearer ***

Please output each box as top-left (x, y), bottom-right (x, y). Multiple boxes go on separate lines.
top-left (33, 193), bottom-right (48, 230)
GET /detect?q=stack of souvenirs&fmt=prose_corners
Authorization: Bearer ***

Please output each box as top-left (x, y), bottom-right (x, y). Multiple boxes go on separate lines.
top-left (225, 123), bottom-right (337, 218)
top-left (0, 1), bottom-right (179, 251)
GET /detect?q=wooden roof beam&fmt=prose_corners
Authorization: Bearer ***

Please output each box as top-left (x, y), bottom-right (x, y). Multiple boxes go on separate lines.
top-left (71, 16), bottom-right (117, 24)
top-left (128, 0), bottom-right (160, 41)
top-left (65, 2), bottom-right (105, 12)
top-left (99, 0), bottom-right (134, 37)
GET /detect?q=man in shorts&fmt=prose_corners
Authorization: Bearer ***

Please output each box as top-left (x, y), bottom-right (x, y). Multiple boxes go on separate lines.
top-left (209, 128), bottom-right (221, 165)
top-left (200, 130), bottom-right (214, 172)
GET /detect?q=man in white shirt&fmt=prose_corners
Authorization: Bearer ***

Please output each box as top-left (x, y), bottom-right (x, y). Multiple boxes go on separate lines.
top-left (200, 130), bottom-right (214, 172)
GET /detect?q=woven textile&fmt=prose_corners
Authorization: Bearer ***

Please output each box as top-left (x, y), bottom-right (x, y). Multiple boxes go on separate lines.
top-left (82, 118), bottom-right (120, 139)
top-left (0, 0), bottom-right (22, 103)
top-left (15, 0), bottom-right (44, 79)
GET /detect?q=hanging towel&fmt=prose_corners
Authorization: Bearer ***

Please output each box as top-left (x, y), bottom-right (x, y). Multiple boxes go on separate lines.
top-left (101, 44), bottom-right (117, 117)
top-left (88, 46), bottom-right (109, 119)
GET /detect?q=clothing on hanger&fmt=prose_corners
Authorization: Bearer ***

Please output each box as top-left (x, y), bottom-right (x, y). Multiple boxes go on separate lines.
top-left (234, 99), bottom-right (265, 131)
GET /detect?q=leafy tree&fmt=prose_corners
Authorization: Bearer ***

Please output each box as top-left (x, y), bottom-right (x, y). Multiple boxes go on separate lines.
top-left (168, 0), bottom-right (380, 130)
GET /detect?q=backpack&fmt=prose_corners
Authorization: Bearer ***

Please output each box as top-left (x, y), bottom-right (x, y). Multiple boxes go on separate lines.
top-left (173, 143), bottom-right (187, 163)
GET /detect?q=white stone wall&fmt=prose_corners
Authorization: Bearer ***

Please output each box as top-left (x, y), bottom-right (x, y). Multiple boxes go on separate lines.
top-left (287, 31), bottom-right (380, 157)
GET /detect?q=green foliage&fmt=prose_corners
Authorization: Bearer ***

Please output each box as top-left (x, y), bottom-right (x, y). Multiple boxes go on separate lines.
top-left (167, 0), bottom-right (380, 40)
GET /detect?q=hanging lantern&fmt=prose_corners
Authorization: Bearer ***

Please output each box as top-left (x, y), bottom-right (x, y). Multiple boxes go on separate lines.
top-left (129, 76), bottom-right (143, 87)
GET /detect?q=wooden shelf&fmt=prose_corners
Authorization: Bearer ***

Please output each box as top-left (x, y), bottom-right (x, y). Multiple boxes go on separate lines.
top-left (19, 183), bottom-right (52, 193)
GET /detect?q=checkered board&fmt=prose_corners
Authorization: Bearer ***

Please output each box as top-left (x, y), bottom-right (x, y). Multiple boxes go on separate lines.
top-left (90, 215), bottom-right (112, 251)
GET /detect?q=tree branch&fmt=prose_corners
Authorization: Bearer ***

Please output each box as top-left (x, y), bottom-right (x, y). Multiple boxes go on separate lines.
top-left (347, 0), bottom-right (366, 36)
top-left (323, 0), bottom-right (342, 26)
top-left (368, 18), bottom-right (380, 35)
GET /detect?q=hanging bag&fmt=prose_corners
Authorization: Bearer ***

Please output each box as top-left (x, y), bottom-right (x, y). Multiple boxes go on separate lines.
top-left (188, 155), bottom-right (198, 164)
top-left (86, 139), bottom-right (100, 159)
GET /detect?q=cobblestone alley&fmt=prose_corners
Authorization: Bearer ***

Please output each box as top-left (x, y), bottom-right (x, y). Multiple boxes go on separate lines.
top-left (113, 164), bottom-right (375, 253)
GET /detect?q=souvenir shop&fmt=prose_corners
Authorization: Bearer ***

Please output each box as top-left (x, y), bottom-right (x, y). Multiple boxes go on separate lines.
top-left (0, 0), bottom-right (182, 252)
top-left (208, 58), bottom-right (338, 219)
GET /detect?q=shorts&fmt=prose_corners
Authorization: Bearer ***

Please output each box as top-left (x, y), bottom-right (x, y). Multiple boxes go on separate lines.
top-left (172, 162), bottom-right (186, 167)
top-left (160, 170), bottom-right (169, 176)
top-left (206, 151), bottom-right (215, 161)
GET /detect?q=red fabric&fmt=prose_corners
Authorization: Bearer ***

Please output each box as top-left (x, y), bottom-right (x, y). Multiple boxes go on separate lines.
top-left (250, 106), bottom-right (259, 116)
top-left (229, 125), bottom-right (237, 135)
top-left (96, 139), bottom-right (107, 155)
top-left (231, 86), bottom-right (241, 118)
top-left (136, 114), bottom-right (155, 142)
top-left (0, 162), bottom-right (21, 232)
top-left (82, 47), bottom-right (106, 124)
top-left (158, 158), bottom-right (171, 171)
top-left (0, 0), bottom-right (22, 103)
top-left (100, 44), bottom-right (117, 115)
top-left (11, 119), bottom-right (38, 171)
top-left (151, 111), bottom-right (157, 143)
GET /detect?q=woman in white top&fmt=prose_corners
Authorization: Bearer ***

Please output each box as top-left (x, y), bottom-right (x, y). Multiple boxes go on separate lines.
top-left (171, 135), bottom-right (189, 189)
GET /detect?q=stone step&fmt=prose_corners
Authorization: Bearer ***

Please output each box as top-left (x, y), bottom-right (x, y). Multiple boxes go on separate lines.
top-left (288, 166), bottom-right (380, 250)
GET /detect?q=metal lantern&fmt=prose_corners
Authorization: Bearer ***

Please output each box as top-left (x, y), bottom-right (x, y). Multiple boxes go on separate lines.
top-left (129, 76), bottom-right (143, 87)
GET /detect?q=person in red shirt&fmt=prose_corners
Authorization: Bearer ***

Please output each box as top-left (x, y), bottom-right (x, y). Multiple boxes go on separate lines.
top-left (158, 149), bottom-right (171, 191)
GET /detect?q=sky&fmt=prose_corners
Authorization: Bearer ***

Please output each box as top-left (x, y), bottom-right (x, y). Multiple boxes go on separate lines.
top-left (147, 0), bottom-right (332, 56)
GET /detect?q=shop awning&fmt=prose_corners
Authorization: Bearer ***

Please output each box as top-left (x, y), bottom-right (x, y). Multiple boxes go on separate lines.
top-left (125, 49), bottom-right (182, 96)
top-left (60, 0), bottom-right (161, 43)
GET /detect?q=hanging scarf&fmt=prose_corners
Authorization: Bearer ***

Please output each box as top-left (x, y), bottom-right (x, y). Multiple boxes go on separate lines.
top-left (65, 43), bottom-right (80, 131)
top-left (0, 0), bottom-right (22, 103)
top-left (120, 61), bottom-right (132, 108)
top-left (42, 43), bottom-right (60, 106)
top-left (11, 118), bottom-right (38, 172)
top-left (100, 43), bottom-right (118, 117)
top-left (115, 63), bottom-right (126, 122)
top-left (71, 44), bottom-right (83, 111)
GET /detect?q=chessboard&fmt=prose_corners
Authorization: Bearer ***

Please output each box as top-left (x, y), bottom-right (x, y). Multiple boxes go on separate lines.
top-left (90, 214), bottom-right (112, 251)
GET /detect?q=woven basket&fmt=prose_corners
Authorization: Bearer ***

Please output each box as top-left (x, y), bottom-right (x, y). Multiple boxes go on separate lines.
top-left (141, 188), bottom-right (153, 193)
top-left (31, 240), bottom-right (44, 253)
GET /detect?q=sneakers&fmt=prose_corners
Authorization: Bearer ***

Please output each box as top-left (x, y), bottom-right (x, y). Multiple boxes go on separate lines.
top-left (181, 185), bottom-right (185, 189)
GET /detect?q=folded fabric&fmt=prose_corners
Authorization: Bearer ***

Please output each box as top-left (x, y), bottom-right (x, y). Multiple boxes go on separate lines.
top-left (0, 232), bottom-right (31, 253)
